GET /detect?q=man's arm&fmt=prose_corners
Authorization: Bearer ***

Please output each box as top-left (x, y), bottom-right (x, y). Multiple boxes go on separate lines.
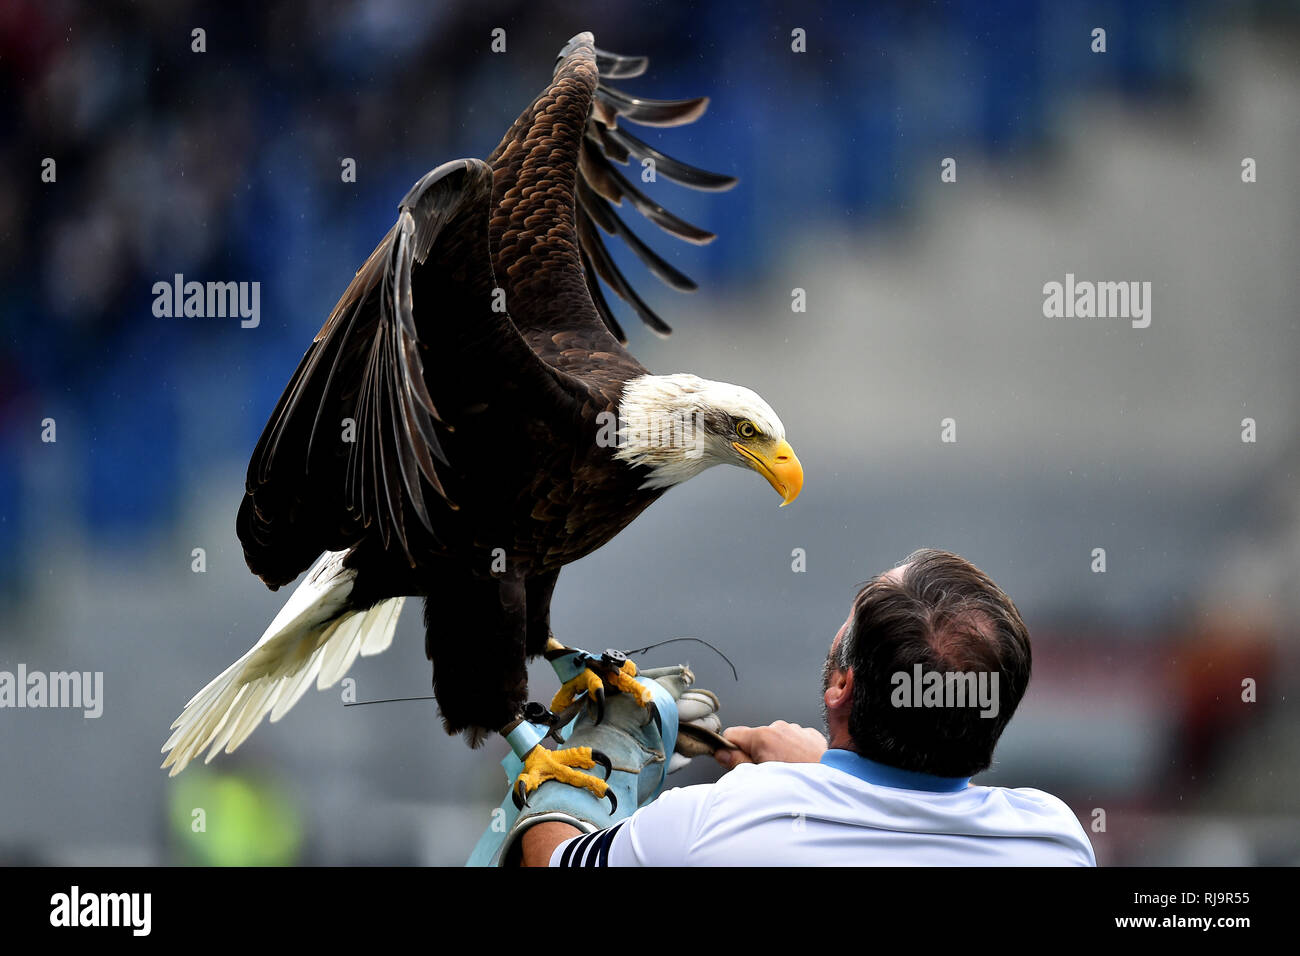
top-left (521, 821), bottom-right (582, 867)
top-left (715, 720), bottom-right (828, 767)
top-left (520, 720), bottom-right (825, 866)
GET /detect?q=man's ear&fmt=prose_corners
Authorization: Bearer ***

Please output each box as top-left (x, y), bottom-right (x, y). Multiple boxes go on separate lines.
top-left (824, 664), bottom-right (853, 713)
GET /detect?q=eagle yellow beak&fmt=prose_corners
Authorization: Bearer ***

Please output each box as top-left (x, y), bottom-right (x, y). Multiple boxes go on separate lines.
top-left (732, 439), bottom-right (803, 506)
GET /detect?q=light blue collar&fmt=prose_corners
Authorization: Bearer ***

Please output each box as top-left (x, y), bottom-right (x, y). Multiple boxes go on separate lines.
top-left (820, 749), bottom-right (971, 793)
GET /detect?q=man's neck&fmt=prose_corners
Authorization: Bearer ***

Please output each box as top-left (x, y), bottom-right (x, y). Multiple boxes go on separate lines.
top-left (820, 748), bottom-right (972, 793)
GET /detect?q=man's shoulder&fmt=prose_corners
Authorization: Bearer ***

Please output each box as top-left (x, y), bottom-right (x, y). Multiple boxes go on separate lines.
top-left (711, 760), bottom-right (1081, 815)
top-left (964, 783), bottom-right (1096, 863)
top-left (709, 759), bottom-right (841, 793)
top-left (658, 761), bottom-right (845, 823)
top-left (703, 758), bottom-right (884, 813)
top-left (973, 783), bottom-right (1087, 827)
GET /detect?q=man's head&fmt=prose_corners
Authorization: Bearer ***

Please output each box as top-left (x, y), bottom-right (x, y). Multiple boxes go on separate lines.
top-left (821, 549), bottom-right (1032, 778)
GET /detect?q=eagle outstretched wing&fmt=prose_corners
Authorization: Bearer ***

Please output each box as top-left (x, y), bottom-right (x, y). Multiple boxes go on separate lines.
top-left (488, 33), bottom-right (736, 347)
top-left (578, 44), bottom-right (738, 342)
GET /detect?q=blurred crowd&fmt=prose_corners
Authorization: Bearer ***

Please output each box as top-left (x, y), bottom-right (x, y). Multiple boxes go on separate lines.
top-left (0, 0), bottom-right (1208, 586)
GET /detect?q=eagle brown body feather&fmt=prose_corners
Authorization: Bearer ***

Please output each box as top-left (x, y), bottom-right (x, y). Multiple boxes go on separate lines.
top-left (234, 33), bottom-right (734, 737)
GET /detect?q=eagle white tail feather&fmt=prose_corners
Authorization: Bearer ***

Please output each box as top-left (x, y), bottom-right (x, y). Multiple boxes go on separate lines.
top-left (161, 551), bottom-right (405, 776)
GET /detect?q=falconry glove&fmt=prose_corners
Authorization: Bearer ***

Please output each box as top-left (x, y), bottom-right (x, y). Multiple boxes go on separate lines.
top-left (466, 653), bottom-right (730, 867)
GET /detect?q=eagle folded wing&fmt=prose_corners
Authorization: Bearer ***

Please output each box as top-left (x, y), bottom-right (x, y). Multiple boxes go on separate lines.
top-left (237, 159), bottom-right (569, 587)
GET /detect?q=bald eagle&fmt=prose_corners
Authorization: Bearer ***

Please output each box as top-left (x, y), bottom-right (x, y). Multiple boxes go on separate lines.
top-left (162, 33), bottom-right (802, 781)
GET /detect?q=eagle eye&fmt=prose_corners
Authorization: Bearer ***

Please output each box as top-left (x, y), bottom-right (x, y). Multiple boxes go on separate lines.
top-left (735, 420), bottom-right (759, 440)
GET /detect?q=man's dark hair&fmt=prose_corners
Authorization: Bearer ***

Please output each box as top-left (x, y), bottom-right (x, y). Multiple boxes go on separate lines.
top-left (831, 548), bottom-right (1032, 777)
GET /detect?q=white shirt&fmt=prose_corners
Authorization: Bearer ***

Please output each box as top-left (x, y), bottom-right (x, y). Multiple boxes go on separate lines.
top-left (550, 749), bottom-right (1096, 866)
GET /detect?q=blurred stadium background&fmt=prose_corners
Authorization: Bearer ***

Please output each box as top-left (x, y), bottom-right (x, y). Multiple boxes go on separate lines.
top-left (2, 0), bottom-right (1298, 865)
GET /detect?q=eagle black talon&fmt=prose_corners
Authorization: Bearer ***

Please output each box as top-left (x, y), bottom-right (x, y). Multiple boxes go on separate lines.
top-left (591, 749), bottom-right (613, 781)
top-left (646, 701), bottom-right (663, 740)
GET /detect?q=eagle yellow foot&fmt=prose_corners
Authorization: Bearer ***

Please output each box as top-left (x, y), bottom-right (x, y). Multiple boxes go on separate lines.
top-left (549, 648), bottom-right (654, 724)
top-left (512, 744), bottom-right (616, 812)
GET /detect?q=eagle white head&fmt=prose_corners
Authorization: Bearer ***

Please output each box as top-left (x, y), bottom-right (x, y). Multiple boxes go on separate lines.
top-left (612, 373), bottom-right (803, 505)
